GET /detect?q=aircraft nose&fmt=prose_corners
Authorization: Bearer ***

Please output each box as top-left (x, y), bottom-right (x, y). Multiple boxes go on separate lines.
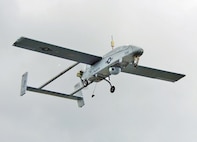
top-left (138, 48), bottom-right (144, 55)
top-left (133, 47), bottom-right (144, 56)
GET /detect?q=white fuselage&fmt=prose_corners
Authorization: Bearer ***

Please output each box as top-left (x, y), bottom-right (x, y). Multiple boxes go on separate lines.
top-left (82, 45), bottom-right (143, 82)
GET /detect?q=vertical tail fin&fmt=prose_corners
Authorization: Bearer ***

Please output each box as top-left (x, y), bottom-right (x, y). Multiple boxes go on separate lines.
top-left (21, 72), bottom-right (28, 96)
top-left (74, 82), bottom-right (85, 107)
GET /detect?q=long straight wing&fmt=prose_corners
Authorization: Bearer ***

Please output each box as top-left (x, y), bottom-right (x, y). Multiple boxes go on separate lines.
top-left (13, 37), bottom-right (102, 65)
top-left (122, 64), bottom-right (185, 82)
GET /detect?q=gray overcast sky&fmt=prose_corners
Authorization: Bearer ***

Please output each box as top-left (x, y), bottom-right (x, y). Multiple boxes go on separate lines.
top-left (0, 0), bottom-right (197, 142)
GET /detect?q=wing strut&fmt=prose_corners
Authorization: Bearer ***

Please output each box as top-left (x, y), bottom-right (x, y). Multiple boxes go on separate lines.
top-left (20, 63), bottom-right (90, 107)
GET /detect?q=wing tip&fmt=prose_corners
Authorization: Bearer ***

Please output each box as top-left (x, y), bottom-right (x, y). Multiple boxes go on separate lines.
top-left (12, 37), bottom-right (25, 46)
top-left (171, 74), bottom-right (186, 83)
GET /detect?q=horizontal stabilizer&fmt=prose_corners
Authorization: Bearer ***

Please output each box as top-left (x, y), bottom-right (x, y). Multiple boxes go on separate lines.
top-left (27, 87), bottom-right (83, 101)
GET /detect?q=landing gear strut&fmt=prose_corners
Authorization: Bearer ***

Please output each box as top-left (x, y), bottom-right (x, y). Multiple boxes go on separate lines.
top-left (104, 78), bottom-right (115, 93)
top-left (134, 56), bottom-right (140, 67)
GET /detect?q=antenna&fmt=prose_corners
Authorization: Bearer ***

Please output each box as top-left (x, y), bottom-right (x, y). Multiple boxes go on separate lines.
top-left (92, 83), bottom-right (97, 98)
top-left (111, 35), bottom-right (115, 49)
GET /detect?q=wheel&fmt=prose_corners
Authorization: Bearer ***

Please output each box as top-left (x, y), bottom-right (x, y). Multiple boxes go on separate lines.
top-left (110, 86), bottom-right (115, 93)
top-left (82, 79), bottom-right (88, 87)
